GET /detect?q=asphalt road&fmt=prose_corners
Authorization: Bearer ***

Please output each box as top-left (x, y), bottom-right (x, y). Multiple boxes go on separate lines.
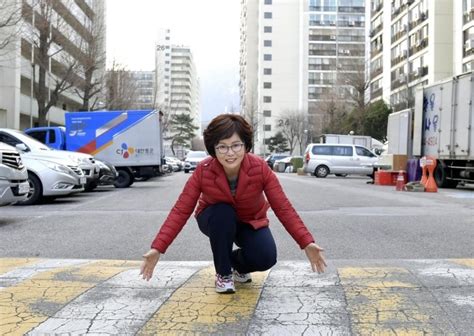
top-left (1, 172), bottom-right (473, 261)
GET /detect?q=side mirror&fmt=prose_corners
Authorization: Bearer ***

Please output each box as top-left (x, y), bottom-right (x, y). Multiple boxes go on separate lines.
top-left (16, 143), bottom-right (29, 152)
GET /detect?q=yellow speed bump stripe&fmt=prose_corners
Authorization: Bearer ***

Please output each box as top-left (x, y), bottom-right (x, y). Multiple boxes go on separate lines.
top-left (339, 267), bottom-right (432, 335)
top-left (452, 259), bottom-right (474, 268)
top-left (0, 258), bottom-right (43, 276)
top-left (0, 260), bottom-right (135, 336)
top-left (138, 266), bottom-right (268, 335)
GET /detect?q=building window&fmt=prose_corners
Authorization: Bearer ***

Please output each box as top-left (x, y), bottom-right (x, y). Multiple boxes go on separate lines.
top-left (165, 61), bottom-right (170, 64)
top-left (264, 12), bottom-right (272, 19)
top-left (165, 53), bottom-right (170, 56)
top-left (264, 0), bottom-right (272, 4)
top-left (264, 40), bottom-right (272, 47)
top-left (165, 36), bottom-right (170, 40)
top-left (264, 54), bottom-right (272, 61)
top-left (264, 124), bottom-right (272, 131)
top-left (264, 82), bottom-right (272, 88)
top-left (264, 26), bottom-right (272, 33)
top-left (263, 96), bottom-right (272, 103)
top-left (264, 68), bottom-right (272, 75)
top-left (263, 110), bottom-right (272, 117)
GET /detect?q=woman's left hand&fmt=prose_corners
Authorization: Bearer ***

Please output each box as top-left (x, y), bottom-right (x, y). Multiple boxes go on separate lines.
top-left (304, 243), bottom-right (327, 273)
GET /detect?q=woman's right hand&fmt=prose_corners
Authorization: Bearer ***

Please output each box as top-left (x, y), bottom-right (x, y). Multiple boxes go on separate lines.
top-left (140, 248), bottom-right (160, 281)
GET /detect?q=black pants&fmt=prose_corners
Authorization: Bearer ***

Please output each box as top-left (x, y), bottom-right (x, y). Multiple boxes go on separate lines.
top-left (197, 203), bottom-right (277, 276)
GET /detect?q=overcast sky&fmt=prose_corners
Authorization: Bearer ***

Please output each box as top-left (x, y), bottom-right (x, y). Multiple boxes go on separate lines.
top-left (105, 0), bottom-right (241, 122)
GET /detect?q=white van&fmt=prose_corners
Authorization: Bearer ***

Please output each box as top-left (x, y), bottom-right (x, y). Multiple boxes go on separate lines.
top-left (303, 143), bottom-right (378, 178)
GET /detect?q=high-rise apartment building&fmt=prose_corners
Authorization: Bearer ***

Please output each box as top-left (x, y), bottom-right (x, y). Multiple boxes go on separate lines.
top-left (155, 29), bottom-right (200, 156)
top-left (131, 71), bottom-right (155, 110)
top-left (240, 0), bottom-right (366, 155)
top-left (0, 0), bottom-right (106, 129)
top-left (367, 0), bottom-right (472, 112)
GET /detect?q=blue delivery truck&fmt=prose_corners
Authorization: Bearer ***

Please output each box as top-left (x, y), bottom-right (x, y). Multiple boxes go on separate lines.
top-left (26, 110), bottom-right (164, 188)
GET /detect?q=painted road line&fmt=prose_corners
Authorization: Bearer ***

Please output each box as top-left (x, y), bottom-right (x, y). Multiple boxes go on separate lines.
top-left (248, 262), bottom-right (351, 335)
top-left (0, 260), bottom-right (136, 336)
top-left (338, 265), bottom-right (457, 335)
top-left (0, 259), bottom-right (90, 288)
top-left (28, 262), bottom-right (208, 335)
top-left (137, 266), bottom-right (269, 335)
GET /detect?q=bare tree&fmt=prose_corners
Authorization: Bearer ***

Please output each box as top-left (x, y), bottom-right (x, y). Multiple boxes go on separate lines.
top-left (75, 8), bottom-right (106, 111)
top-left (105, 61), bottom-right (138, 110)
top-left (0, 0), bottom-right (23, 51)
top-left (276, 109), bottom-right (306, 155)
top-left (242, 89), bottom-right (261, 152)
top-left (24, 0), bottom-right (80, 126)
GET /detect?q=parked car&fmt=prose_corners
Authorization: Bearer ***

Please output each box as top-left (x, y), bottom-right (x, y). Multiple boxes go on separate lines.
top-left (265, 153), bottom-right (290, 169)
top-left (0, 142), bottom-right (29, 206)
top-left (18, 153), bottom-right (85, 205)
top-left (0, 128), bottom-right (99, 190)
top-left (95, 159), bottom-right (118, 186)
top-left (273, 155), bottom-right (303, 173)
top-left (165, 156), bottom-right (184, 172)
top-left (303, 143), bottom-right (378, 178)
top-left (184, 151), bottom-right (208, 173)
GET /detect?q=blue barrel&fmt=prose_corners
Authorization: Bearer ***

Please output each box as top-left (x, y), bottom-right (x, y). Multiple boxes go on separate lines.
top-left (407, 158), bottom-right (422, 182)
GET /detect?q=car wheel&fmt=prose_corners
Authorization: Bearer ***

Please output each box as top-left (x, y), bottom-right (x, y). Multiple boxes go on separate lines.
top-left (335, 174), bottom-right (348, 177)
top-left (114, 169), bottom-right (133, 188)
top-left (17, 173), bottom-right (42, 205)
top-left (315, 165), bottom-right (329, 178)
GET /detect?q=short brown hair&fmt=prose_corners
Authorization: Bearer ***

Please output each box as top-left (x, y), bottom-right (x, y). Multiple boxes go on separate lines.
top-left (204, 114), bottom-right (253, 157)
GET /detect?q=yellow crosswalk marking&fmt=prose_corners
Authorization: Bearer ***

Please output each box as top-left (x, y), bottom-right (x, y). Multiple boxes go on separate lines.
top-left (138, 266), bottom-right (268, 335)
top-left (452, 259), bottom-right (474, 268)
top-left (339, 267), bottom-right (432, 335)
top-left (0, 260), bottom-right (133, 336)
top-left (0, 258), bottom-right (43, 276)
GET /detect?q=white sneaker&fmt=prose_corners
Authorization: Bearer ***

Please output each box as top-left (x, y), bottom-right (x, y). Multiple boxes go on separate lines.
top-left (215, 274), bottom-right (235, 294)
top-left (233, 269), bottom-right (252, 283)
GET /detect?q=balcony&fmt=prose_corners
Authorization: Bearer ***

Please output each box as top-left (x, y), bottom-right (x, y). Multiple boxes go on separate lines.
top-left (370, 24), bottom-right (383, 38)
top-left (391, 52), bottom-right (408, 67)
top-left (408, 66), bottom-right (428, 82)
top-left (409, 11), bottom-right (428, 30)
top-left (371, 2), bottom-right (383, 17)
top-left (391, 2), bottom-right (409, 19)
top-left (391, 27), bottom-right (408, 44)
top-left (371, 87), bottom-right (383, 98)
top-left (392, 76), bottom-right (407, 90)
top-left (463, 9), bottom-right (474, 24)
top-left (409, 38), bottom-right (428, 55)
top-left (371, 67), bottom-right (383, 78)
top-left (371, 46), bottom-right (383, 58)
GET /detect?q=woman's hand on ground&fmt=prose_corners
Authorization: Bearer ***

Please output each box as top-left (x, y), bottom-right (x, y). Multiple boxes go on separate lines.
top-left (304, 243), bottom-right (327, 274)
top-left (140, 248), bottom-right (160, 281)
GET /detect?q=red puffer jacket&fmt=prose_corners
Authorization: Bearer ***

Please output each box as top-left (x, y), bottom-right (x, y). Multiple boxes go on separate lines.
top-left (151, 153), bottom-right (315, 253)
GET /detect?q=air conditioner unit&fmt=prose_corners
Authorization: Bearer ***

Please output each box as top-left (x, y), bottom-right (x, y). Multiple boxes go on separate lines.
top-left (420, 12), bottom-right (427, 20)
top-left (330, 35), bottom-right (336, 40)
top-left (418, 67), bottom-right (424, 75)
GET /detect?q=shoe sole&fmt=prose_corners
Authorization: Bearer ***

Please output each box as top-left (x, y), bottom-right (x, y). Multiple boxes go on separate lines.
top-left (216, 288), bottom-right (235, 294)
top-left (234, 278), bottom-right (252, 283)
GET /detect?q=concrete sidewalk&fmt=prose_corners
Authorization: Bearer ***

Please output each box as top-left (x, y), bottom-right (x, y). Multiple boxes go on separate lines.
top-left (0, 258), bottom-right (473, 335)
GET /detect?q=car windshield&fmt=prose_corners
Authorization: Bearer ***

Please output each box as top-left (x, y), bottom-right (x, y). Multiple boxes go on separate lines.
top-left (187, 151), bottom-right (207, 158)
top-left (8, 130), bottom-right (52, 151)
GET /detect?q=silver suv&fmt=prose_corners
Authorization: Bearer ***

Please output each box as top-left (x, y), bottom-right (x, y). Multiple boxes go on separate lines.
top-left (303, 143), bottom-right (378, 178)
top-left (0, 142), bottom-right (29, 205)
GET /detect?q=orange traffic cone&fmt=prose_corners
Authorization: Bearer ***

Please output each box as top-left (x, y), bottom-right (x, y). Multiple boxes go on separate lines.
top-left (420, 157), bottom-right (428, 186)
top-left (395, 171), bottom-right (405, 191)
top-left (424, 156), bottom-right (438, 192)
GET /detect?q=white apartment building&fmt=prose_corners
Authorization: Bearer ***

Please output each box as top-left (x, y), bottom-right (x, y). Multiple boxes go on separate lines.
top-left (367, 0), bottom-right (472, 111)
top-left (131, 71), bottom-right (155, 110)
top-left (240, 0), bottom-right (366, 155)
top-left (0, 0), bottom-right (106, 129)
top-left (155, 29), bottom-right (200, 130)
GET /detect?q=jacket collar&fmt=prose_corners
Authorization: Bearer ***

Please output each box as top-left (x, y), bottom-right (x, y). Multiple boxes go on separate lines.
top-left (209, 153), bottom-right (251, 202)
